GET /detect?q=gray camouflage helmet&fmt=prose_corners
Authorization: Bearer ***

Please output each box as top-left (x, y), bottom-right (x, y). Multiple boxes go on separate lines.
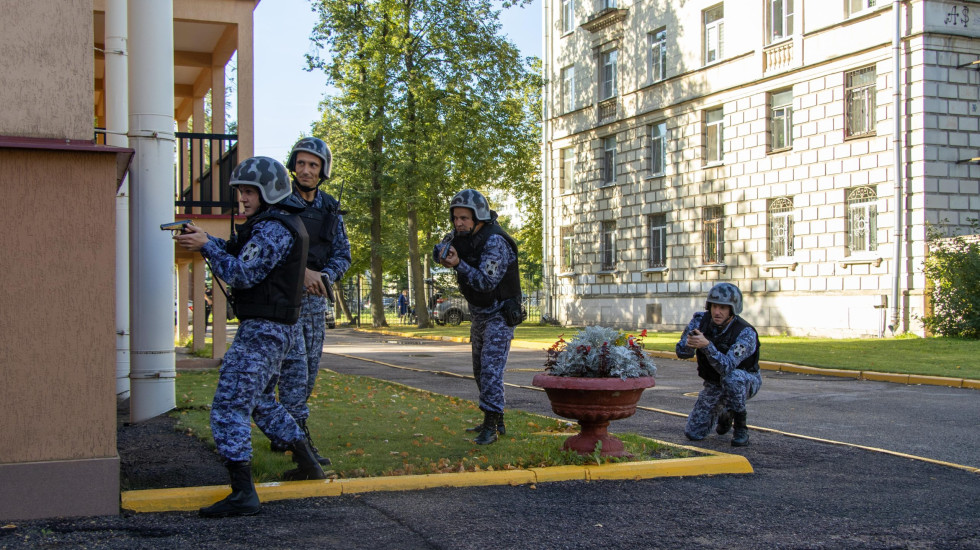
top-left (705, 282), bottom-right (743, 315)
top-left (449, 189), bottom-right (492, 222)
top-left (229, 156), bottom-right (292, 205)
top-left (286, 137), bottom-right (332, 180)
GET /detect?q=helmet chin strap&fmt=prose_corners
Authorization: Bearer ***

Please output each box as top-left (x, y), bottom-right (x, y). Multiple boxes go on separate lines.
top-left (292, 175), bottom-right (319, 194)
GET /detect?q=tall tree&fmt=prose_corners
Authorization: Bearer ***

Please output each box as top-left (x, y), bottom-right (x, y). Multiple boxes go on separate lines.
top-left (308, 0), bottom-right (541, 327)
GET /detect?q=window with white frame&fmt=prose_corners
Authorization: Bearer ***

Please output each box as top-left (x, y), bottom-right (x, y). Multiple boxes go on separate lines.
top-left (848, 0), bottom-right (877, 16)
top-left (649, 122), bottom-right (666, 176)
top-left (600, 221), bottom-right (617, 271)
top-left (560, 147), bottom-right (575, 194)
top-left (703, 4), bottom-right (724, 65)
top-left (845, 66), bottom-right (876, 138)
top-left (769, 88), bottom-right (793, 151)
top-left (846, 186), bottom-right (878, 253)
top-left (648, 29), bottom-right (667, 83)
top-left (767, 0), bottom-right (794, 44)
top-left (705, 107), bottom-right (724, 164)
top-left (768, 197), bottom-right (795, 259)
top-left (702, 206), bottom-right (724, 264)
top-left (601, 136), bottom-right (617, 186)
top-left (648, 213), bottom-right (667, 268)
top-left (560, 226), bottom-right (574, 271)
top-left (600, 48), bottom-right (618, 100)
top-left (561, 65), bottom-right (576, 113)
top-left (561, 0), bottom-right (575, 34)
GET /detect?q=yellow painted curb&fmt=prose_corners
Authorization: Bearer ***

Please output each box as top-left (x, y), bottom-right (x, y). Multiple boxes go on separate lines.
top-left (121, 446), bottom-right (753, 513)
top-left (963, 379), bottom-right (980, 390)
top-left (861, 371), bottom-right (910, 384)
top-left (908, 374), bottom-right (963, 387)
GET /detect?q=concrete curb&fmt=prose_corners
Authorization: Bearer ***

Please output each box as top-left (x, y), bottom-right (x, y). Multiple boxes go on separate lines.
top-left (120, 444), bottom-right (752, 513)
top-left (364, 329), bottom-right (976, 390)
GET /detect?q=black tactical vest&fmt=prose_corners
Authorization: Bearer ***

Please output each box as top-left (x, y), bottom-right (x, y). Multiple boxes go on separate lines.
top-left (297, 191), bottom-right (341, 271)
top-left (451, 222), bottom-right (521, 308)
top-left (695, 314), bottom-right (761, 383)
top-left (226, 208), bottom-right (309, 324)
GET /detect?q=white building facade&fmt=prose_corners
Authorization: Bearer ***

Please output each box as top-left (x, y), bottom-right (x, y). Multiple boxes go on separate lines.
top-left (541, 0), bottom-right (980, 337)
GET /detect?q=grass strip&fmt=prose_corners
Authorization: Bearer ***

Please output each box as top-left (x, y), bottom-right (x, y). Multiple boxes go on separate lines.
top-left (360, 324), bottom-right (980, 380)
top-left (170, 369), bottom-right (696, 485)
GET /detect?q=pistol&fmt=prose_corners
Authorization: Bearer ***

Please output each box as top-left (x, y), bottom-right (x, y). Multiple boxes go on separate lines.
top-left (320, 274), bottom-right (336, 304)
top-left (160, 220), bottom-right (194, 235)
top-left (437, 233), bottom-right (454, 261)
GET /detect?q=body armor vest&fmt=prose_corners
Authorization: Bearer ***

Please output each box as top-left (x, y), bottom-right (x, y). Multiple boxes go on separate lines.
top-left (452, 222), bottom-right (521, 308)
top-left (297, 191), bottom-right (341, 271)
top-left (695, 314), bottom-right (761, 383)
top-left (226, 208), bottom-right (309, 324)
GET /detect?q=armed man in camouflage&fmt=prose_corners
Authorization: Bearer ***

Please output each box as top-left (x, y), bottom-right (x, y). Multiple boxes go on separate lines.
top-left (268, 137), bottom-right (351, 465)
top-left (676, 282), bottom-right (762, 446)
top-left (434, 189), bottom-right (523, 445)
top-left (175, 156), bottom-right (326, 518)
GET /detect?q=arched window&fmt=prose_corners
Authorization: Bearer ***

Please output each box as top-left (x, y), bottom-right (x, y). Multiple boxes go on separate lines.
top-left (768, 197), bottom-right (794, 259)
top-left (846, 186), bottom-right (877, 253)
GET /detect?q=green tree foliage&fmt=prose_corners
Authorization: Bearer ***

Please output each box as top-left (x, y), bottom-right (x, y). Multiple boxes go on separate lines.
top-left (921, 219), bottom-right (980, 338)
top-left (306, 0), bottom-right (541, 327)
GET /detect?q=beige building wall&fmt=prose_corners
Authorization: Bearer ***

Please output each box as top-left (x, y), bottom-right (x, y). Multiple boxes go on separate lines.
top-left (543, 0), bottom-right (980, 337)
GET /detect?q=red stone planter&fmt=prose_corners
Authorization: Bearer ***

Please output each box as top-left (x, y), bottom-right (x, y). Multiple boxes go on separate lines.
top-left (532, 373), bottom-right (656, 457)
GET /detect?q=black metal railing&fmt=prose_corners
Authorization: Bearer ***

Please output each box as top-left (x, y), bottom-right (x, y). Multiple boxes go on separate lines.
top-left (175, 132), bottom-right (238, 215)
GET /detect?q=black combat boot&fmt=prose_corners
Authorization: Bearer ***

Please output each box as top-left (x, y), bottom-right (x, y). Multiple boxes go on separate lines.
top-left (270, 440), bottom-right (289, 453)
top-left (199, 461), bottom-right (261, 518)
top-left (474, 411), bottom-right (501, 445)
top-left (298, 419), bottom-right (331, 466)
top-left (465, 413), bottom-right (506, 436)
top-left (716, 409), bottom-right (733, 435)
top-left (731, 411), bottom-right (749, 447)
top-left (282, 439), bottom-right (327, 481)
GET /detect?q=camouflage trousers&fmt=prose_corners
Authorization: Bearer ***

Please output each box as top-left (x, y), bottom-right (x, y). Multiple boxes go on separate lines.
top-left (211, 318), bottom-right (305, 462)
top-left (470, 311), bottom-right (514, 414)
top-left (684, 369), bottom-right (762, 441)
top-left (275, 311), bottom-right (326, 422)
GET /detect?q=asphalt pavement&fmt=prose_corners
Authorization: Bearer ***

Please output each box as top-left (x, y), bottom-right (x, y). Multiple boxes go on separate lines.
top-left (2, 327), bottom-right (979, 549)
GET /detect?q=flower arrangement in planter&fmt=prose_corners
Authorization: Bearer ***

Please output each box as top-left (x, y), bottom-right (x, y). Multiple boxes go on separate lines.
top-left (533, 326), bottom-right (657, 457)
top-left (543, 326), bottom-right (657, 379)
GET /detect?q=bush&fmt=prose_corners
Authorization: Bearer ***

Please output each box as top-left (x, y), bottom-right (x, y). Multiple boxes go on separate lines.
top-left (920, 219), bottom-right (980, 338)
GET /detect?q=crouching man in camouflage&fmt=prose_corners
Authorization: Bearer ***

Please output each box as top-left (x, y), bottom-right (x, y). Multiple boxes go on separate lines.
top-left (676, 282), bottom-right (762, 447)
top-left (175, 156), bottom-right (325, 518)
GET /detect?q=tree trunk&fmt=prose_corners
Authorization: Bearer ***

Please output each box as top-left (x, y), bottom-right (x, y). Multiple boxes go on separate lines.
top-left (333, 283), bottom-right (354, 324)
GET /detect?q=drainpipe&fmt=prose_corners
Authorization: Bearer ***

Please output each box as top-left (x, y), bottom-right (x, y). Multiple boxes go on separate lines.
top-left (128, 0), bottom-right (176, 422)
top-left (541, 0), bottom-right (552, 321)
top-left (106, 0), bottom-right (130, 400)
top-left (889, 0), bottom-right (903, 334)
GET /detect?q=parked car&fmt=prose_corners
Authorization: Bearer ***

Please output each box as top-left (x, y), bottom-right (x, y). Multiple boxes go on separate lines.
top-left (324, 303), bottom-right (336, 329)
top-left (431, 296), bottom-right (470, 326)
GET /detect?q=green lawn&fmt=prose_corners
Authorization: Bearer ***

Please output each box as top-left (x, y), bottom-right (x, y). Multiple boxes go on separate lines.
top-left (161, 369), bottom-right (695, 488)
top-left (357, 323), bottom-right (980, 380)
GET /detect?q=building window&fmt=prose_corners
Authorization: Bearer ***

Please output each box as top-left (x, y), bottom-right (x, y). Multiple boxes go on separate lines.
top-left (601, 136), bottom-right (617, 186)
top-left (769, 88), bottom-right (793, 152)
top-left (845, 66), bottom-right (876, 138)
top-left (648, 213), bottom-right (667, 268)
top-left (560, 147), bottom-right (575, 194)
top-left (600, 221), bottom-right (617, 271)
top-left (649, 122), bottom-right (666, 176)
top-left (703, 4), bottom-right (724, 65)
top-left (702, 206), bottom-right (724, 264)
top-left (561, 0), bottom-right (575, 34)
top-left (561, 65), bottom-right (576, 113)
top-left (767, 0), bottom-right (794, 44)
top-left (560, 226), bottom-right (574, 271)
top-left (768, 197), bottom-right (795, 259)
top-left (705, 107), bottom-right (724, 164)
top-left (648, 29), bottom-right (667, 83)
top-left (600, 49), bottom-right (618, 100)
top-left (846, 186), bottom-right (878, 253)
top-left (848, 0), bottom-right (877, 16)
top-left (600, 0), bottom-right (618, 9)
